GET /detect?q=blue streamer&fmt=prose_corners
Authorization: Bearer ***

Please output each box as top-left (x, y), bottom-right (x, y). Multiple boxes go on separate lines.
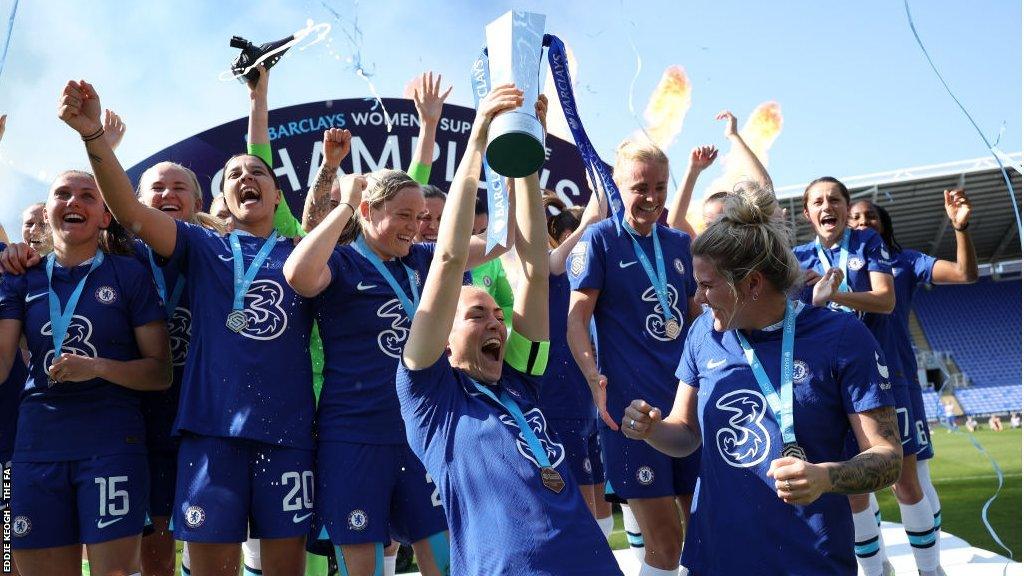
top-left (930, 378), bottom-right (1014, 561)
top-left (904, 0), bottom-right (1022, 242)
top-left (0, 0), bottom-right (19, 82)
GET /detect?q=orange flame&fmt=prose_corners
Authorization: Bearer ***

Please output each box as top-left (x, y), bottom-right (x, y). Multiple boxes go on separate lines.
top-left (640, 66), bottom-right (692, 150)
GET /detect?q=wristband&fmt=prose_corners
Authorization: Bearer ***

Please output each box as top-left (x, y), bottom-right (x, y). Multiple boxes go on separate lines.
top-left (504, 329), bottom-right (550, 376)
top-left (82, 128), bottom-right (105, 142)
top-left (952, 222), bottom-right (969, 232)
top-left (339, 202), bottom-right (356, 214)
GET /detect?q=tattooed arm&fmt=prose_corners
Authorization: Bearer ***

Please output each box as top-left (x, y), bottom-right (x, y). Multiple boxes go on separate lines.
top-left (766, 406), bottom-right (900, 506)
top-left (301, 128), bottom-right (351, 233)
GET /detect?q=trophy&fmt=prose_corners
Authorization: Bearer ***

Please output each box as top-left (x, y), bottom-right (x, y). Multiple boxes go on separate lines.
top-left (230, 33), bottom-right (296, 85)
top-left (482, 11), bottom-right (547, 178)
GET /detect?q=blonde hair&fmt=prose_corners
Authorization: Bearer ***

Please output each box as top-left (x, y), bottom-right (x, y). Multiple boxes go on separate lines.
top-left (136, 161), bottom-right (227, 233)
top-left (338, 169), bottom-right (422, 245)
top-left (692, 182), bottom-right (800, 302)
top-left (612, 138), bottom-right (669, 186)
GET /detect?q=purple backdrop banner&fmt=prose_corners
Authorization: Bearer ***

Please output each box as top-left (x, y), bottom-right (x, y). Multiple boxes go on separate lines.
top-left (126, 98), bottom-right (596, 219)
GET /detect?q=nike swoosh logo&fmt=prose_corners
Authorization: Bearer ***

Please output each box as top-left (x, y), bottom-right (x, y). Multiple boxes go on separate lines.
top-left (706, 359), bottom-right (726, 369)
top-left (292, 512), bottom-right (313, 523)
top-left (97, 517), bottom-right (124, 529)
top-left (25, 292), bottom-right (46, 303)
top-left (618, 261), bottom-right (637, 269)
top-left (356, 282), bottom-right (377, 291)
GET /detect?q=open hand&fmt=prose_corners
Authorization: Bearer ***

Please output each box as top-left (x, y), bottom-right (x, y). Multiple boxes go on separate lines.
top-left (412, 71), bottom-right (452, 126)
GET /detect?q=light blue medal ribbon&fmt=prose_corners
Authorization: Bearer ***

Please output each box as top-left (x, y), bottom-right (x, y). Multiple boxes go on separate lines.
top-left (226, 231), bottom-right (279, 333)
top-left (352, 235), bottom-right (420, 318)
top-left (622, 220), bottom-right (679, 339)
top-left (45, 250), bottom-right (104, 385)
top-left (471, 380), bottom-right (565, 493)
top-left (545, 35), bottom-right (626, 234)
top-left (733, 300), bottom-right (806, 460)
top-left (815, 228), bottom-right (853, 312)
top-left (147, 247), bottom-right (185, 317)
top-left (470, 49), bottom-right (512, 254)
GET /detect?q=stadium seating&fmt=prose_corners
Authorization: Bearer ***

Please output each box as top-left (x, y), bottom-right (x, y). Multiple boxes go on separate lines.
top-left (920, 388), bottom-right (942, 421)
top-left (914, 277), bottom-right (1022, 415)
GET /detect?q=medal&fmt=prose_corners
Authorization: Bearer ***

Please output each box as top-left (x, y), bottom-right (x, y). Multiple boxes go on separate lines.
top-left (665, 318), bottom-right (680, 340)
top-left (541, 466), bottom-right (565, 493)
top-left (227, 230), bottom-right (279, 336)
top-left (782, 442), bottom-right (807, 461)
top-left (226, 309), bottom-right (248, 333)
top-left (45, 251), bottom-right (104, 388)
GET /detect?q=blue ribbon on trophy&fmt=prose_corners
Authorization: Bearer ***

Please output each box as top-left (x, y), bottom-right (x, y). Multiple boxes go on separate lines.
top-left (471, 11), bottom-right (626, 251)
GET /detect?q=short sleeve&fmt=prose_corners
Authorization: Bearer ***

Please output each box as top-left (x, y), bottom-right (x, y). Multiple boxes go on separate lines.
top-left (864, 232), bottom-right (893, 275)
top-left (162, 220), bottom-right (197, 271)
top-left (675, 318), bottom-right (703, 388)
top-left (123, 262), bottom-right (166, 328)
top-left (396, 352), bottom-right (458, 408)
top-left (322, 248), bottom-right (352, 298)
top-left (567, 225), bottom-right (604, 292)
top-left (911, 250), bottom-right (937, 287)
top-left (834, 316), bottom-right (894, 414)
top-left (0, 273), bottom-right (27, 321)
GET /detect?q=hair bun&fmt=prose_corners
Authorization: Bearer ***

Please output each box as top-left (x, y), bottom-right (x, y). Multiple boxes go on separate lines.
top-left (722, 181), bottom-right (777, 226)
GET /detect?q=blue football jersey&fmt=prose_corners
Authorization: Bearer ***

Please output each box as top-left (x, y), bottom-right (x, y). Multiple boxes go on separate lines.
top-left (567, 219), bottom-right (696, 423)
top-left (396, 354), bottom-right (622, 575)
top-left (316, 242), bottom-right (435, 445)
top-left (538, 272), bottom-right (595, 419)
top-left (162, 221), bottom-right (316, 449)
top-left (793, 227), bottom-right (908, 386)
top-left (889, 248), bottom-right (936, 378)
top-left (0, 253), bottom-right (164, 461)
top-left (676, 305), bottom-right (894, 575)
top-left (133, 240), bottom-right (190, 452)
top-left (0, 243), bottom-right (29, 462)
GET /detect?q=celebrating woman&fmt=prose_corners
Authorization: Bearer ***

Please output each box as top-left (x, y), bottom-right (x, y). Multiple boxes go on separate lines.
top-left (397, 83), bottom-right (621, 576)
top-left (0, 171), bottom-right (171, 576)
top-left (57, 79), bottom-right (318, 575)
top-left (623, 185), bottom-right (901, 575)
top-left (795, 176), bottom-right (939, 576)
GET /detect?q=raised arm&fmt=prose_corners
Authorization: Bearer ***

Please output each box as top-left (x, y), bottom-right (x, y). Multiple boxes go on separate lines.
top-left (103, 108), bottom-right (126, 151)
top-left (931, 188), bottom-right (979, 284)
top-left (409, 71), bottom-right (451, 184)
top-left (404, 85), bottom-right (522, 370)
top-left (48, 320), bottom-right (172, 391)
top-left (718, 110), bottom-right (773, 191)
top-left (302, 128), bottom-right (352, 232)
top-left (59, 81), bottom-right (177, 256)
top-left (549, 179), bottom-right (607, 275)
top-left (666, 145), bottom-right (717, 236)
top-left (510, 171), bottom-right (548, 342)
top-left (285, 173), bottom-right (364, 297)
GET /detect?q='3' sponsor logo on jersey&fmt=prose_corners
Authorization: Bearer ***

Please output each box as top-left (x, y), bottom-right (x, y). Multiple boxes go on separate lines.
top-left (41, 315), bottom-right (98, 368)
top-left (641, 284), bottom-right (684, 342)
top-left (376, 298), bottom-right (410, 359)
top-left (497, 408), bottom-right (566, 469)
top-left (168, 307), bottom-right (192, 366)
top-left (714, 389), bottom-right (771, 468)
top-left (239, 280), bottom-right (288, 341)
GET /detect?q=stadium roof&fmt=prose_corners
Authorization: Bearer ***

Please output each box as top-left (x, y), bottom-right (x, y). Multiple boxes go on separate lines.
top-left (775, 152), bottom-right (1023, 273)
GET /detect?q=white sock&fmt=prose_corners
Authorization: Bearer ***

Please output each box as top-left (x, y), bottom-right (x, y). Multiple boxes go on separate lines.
top-left (383, 553), bottom-right (397, 576)
top-left (242, 536), bottom-right (262, 575)
top-left (597, 514), bottom-right (615, 538)
top-left (638, 562), bottom-right (678, 575)
top-left (918, 460), bottom-right (943, 536)
top-left (900, 498), bottom-right (940, 572)
top-left (868, 493), bottom-right (888, 558)
top-left (181, 542), bottom-right (191, 575)
top-left (622, 504), bottom-right (646, 562)
top-left (853, 508), bottom-right (886, 576)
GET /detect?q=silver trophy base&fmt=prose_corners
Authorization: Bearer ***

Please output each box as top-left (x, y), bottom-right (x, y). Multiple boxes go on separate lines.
top-left (485, 112), bottom-right (545, 177)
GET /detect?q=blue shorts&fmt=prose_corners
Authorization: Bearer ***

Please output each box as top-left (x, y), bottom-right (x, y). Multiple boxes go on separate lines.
top-left (10, 453), bottom-right (149, 549)
top-left (550, 418), bottom-right (605, 486)
top-left (315, 441), bottom-right (447, 546)
top-left (172, 434), bottom-right (314, 543)
top-left (907, 384), bottom-right (934, 460)
top-left (892, 385), bottom-right (922, 457)
top-left (601, 427), bottom-right (700, 501)
top-left (148, 449), bottom-right (177, 518)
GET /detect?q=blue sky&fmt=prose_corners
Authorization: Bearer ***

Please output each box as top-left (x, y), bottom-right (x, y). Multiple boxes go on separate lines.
top-left (0, 0), bottom-right (1019, 239)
